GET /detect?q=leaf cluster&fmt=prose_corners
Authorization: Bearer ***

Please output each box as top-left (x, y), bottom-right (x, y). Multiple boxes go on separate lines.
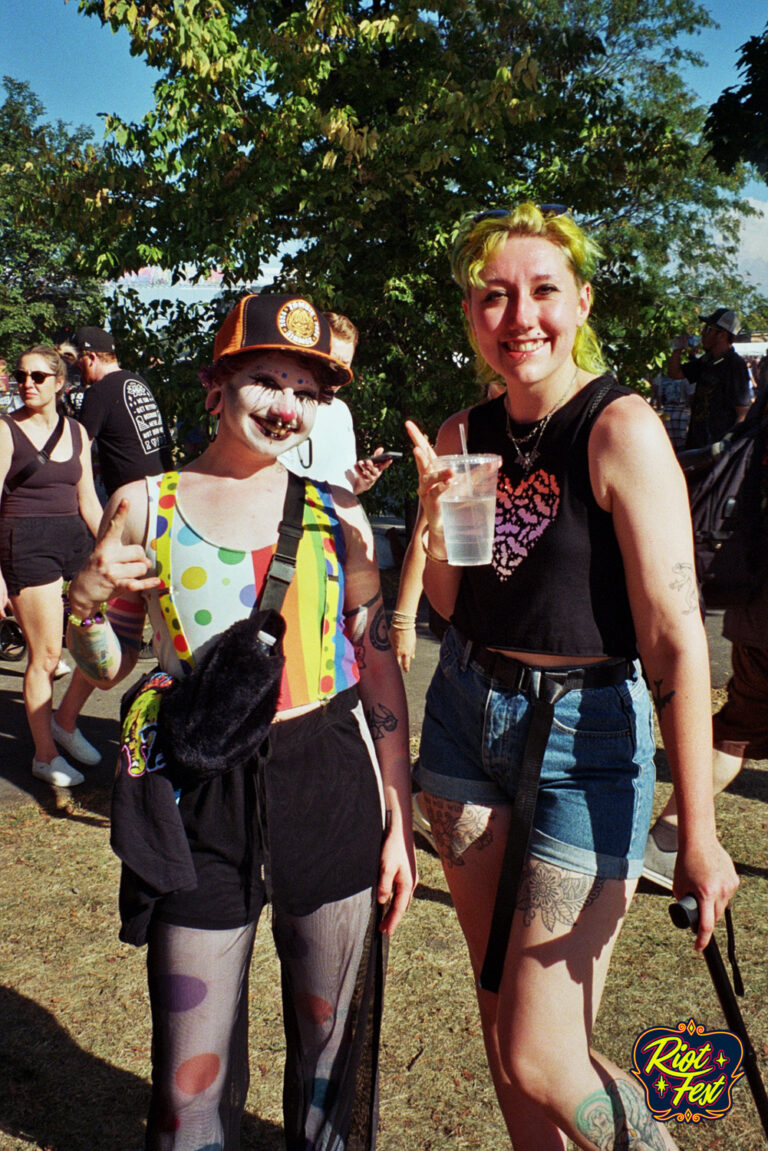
top-left (58, 1), bottom-right (767, 510)
top-left (705, 22), bottom-right (768, 179)
top-left (0, 78), bottom-right (106, 362)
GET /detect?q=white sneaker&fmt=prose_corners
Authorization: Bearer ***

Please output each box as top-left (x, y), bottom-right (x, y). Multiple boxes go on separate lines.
top-left (32, 755), bottom-right (85, 788)
top-left (54, 658), bottom-right (72, 679)
top-left (412, 791), bottom-right (437, 853)
top-left (642, 822), bottom-right (677, 891)
top-left (51, 716), bottom-right (102, 766)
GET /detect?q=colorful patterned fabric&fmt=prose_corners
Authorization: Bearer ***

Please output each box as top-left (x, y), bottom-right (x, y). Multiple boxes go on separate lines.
top-left (143, 471), bottom-right (359, 711)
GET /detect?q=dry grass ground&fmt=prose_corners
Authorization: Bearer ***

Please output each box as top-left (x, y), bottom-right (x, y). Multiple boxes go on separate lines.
top-left (1, 706), bottom-right (767, 1150)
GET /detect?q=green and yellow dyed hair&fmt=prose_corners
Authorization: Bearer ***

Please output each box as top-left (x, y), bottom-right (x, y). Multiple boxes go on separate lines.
top-left (451, 203), bottom-right (607, 380)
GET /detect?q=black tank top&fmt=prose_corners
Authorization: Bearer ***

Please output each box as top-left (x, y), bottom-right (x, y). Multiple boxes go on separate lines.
top-left (2, 414), bottom-right (84, 517)
top-left (452, 374), bottom-right (637, 658)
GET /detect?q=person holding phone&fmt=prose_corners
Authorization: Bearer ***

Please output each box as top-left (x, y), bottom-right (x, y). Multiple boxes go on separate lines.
top-left (282, 311), bottom-right (395, 493)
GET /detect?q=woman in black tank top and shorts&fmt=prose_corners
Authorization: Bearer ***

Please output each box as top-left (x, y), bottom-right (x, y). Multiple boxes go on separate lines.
top-left (406, 205), bottom-right (738, 1150)
top-left (0, 345), bottom-right (104, 788)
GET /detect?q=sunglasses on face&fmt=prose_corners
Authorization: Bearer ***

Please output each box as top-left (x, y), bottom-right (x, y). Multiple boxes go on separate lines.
top-left (472, 203), bottom-right (570, 223)
top-left (13, 369), bottom-right (56, 385)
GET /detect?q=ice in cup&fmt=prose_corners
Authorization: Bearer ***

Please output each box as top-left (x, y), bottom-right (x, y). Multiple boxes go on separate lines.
top-left (432, 454), bottom-right (501, 565)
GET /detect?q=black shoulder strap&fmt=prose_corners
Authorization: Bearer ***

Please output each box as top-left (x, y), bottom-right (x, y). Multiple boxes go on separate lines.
top-left (2, 412), bottom-right (66, 496)
top-left (257, 472), bottom-right (306, 615)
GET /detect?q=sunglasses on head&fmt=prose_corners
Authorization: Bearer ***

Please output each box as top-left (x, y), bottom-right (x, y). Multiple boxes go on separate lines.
top-left (13, 369), bottom-right (56, 385)
top-left (472, 203), bottom-right (570, 223)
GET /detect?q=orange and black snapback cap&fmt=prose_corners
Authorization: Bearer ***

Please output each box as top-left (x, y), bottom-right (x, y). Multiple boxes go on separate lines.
top-left (213, 294), bottom-right (353, 386)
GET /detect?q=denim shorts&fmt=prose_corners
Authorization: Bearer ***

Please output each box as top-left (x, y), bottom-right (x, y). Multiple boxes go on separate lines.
top-left (415, 627), bottom-right (656, 879)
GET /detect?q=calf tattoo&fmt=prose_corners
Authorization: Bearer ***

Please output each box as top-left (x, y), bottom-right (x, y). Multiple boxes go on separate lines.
top-left (574, 1077), bottom-right (667, 1150)
top-left (517, 859), bottom-right (605, 932)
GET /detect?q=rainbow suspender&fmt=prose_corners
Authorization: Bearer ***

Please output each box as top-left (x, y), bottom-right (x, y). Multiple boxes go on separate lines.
top-left (152, 472), bottom-right (341, 695)
top-left (154, 472), bottom-right (196, 673)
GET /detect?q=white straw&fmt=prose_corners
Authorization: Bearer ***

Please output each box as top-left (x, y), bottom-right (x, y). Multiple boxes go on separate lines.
top-left (458, 422), bottom-right (473, 493)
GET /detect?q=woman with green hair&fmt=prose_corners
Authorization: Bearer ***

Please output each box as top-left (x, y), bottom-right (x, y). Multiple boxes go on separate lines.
top-left (406, 204), bottom-right (737, 1149)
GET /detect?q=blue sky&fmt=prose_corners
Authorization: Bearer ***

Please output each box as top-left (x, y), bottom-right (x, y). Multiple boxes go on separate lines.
top-left (2, 0), bottom-right (766, 288)
top-left (3, 0), bottom-right (766, 145)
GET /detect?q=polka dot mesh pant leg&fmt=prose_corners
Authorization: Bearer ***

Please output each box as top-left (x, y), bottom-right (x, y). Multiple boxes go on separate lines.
top-left (145, 921), bottom-right (257, 1151)
top-left (272, 888), bottom-right (383, 1151)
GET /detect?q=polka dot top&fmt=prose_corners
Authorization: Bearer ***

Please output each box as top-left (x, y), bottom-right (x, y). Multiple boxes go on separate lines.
top-left (142, 472), bottom-right (360, 712)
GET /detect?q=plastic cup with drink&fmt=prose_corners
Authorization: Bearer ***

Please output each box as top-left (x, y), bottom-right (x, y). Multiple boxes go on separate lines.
top-left (430, 453), bottom-right (501, 565)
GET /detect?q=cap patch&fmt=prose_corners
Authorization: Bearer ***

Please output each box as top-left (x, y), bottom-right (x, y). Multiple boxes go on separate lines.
top-left (277, 299), bottom-right (321, 348)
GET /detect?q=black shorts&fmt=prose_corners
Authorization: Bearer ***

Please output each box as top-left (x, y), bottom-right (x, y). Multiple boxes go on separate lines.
top-left (153, 687), bottom-right (384, 931)
top-left (0, 514), bottom-right (94, 596)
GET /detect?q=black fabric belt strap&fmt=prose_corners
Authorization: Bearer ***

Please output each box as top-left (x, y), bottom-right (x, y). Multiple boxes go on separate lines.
top-left (457, 633), bottom-right (633, 697)
top-left (453, 632), bottom-right (634, 994)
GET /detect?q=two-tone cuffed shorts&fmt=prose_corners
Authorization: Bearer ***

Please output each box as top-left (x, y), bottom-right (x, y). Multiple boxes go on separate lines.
top-left (414, 626), bottom-right (656, 880)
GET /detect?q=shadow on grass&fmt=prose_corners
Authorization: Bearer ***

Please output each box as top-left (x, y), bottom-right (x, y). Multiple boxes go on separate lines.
top-left (0, 987), bottom-right (286, 1151)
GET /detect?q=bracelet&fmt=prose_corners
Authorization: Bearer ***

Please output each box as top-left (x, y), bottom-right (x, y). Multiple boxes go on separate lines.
top-left (68, 602), bottom-right (108, 629)
top-left (391, 610), bottom-right (417, 627)
top-left (420, 529), bottom-right (449, 564)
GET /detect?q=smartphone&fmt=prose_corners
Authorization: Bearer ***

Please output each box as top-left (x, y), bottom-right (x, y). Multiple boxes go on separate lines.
top-left (372, 451), bottom-right (403, 464)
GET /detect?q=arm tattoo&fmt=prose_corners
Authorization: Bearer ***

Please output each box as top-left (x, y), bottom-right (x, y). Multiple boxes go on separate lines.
top-left (423, 795), bottom-right (494, 868)
top-left (348, 594), bottom-right (390, 671)
top-left (68, 620), bottom-right (120, 681)
top-left (669, 562), bottom-right (698, 615)
top-left (364, 702), bottom-right (398, 741)
top-left (345, 591), bottom-right (382, 645)
top-left (517, 859), bottom-right (605, 932)
top-left (574, 1077), bottom-right (667, 1150)
top-left (652, 679), bottom-right (675, 715)
top-left (370, 602), bottom-right (389, 651)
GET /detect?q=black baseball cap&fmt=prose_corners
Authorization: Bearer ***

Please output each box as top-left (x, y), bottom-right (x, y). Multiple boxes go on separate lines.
top-left (73, 327), bottom-right (116, 355)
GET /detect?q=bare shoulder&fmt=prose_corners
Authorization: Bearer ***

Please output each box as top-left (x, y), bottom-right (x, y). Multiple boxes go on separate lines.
top-left (332, 486), bottom-right (376, 560)
top-left (436, 407), bottom-right (472, 454)
top-left (589, 392), bottom-right (683, 509)
top-left (99, 480), bottom-right (151, 546)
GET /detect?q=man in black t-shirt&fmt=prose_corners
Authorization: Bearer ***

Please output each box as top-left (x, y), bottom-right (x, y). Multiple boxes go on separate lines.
top-left (54, 327), bottom-right (173, 754)
top-left (73, 327), bottom-right (173, 497)
top-left (667, 307), bottom-right (752, 449)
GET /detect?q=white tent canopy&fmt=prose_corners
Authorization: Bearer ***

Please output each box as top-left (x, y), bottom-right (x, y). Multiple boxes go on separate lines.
top-left (735, 342), bottom-right (768, 358)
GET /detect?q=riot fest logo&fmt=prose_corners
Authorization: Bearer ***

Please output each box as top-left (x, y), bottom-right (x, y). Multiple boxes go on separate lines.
top-left (631, 1018), bottom-right (744, 1124)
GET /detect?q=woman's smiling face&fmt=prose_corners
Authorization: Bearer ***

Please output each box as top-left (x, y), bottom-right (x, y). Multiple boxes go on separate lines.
top-left (463, 234), bottom-right (591, 393)
top-left (219, 351), bottom-right (323, 456)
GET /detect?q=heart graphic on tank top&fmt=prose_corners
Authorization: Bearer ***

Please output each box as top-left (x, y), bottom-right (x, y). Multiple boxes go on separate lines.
top-left (493, 469), bottom-right (560, 581)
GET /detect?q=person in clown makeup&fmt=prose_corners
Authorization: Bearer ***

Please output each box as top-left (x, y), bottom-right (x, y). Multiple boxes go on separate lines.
top-left (66, 293), bottom-right (416, 1151)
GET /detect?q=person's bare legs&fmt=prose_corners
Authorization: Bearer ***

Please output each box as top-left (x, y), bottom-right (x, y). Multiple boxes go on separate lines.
top-left (648, 748), bottom-right (744, 839)
top-left (54, 667), bottom-right (95, 732)
top-left (423, 793), bottom-right (676, 1150)
top-left (11, 581), bottom-right (66, 763)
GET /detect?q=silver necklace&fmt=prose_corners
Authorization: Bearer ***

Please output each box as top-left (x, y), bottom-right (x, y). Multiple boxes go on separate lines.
top-left (505, 368), bottom-right (579, 473)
